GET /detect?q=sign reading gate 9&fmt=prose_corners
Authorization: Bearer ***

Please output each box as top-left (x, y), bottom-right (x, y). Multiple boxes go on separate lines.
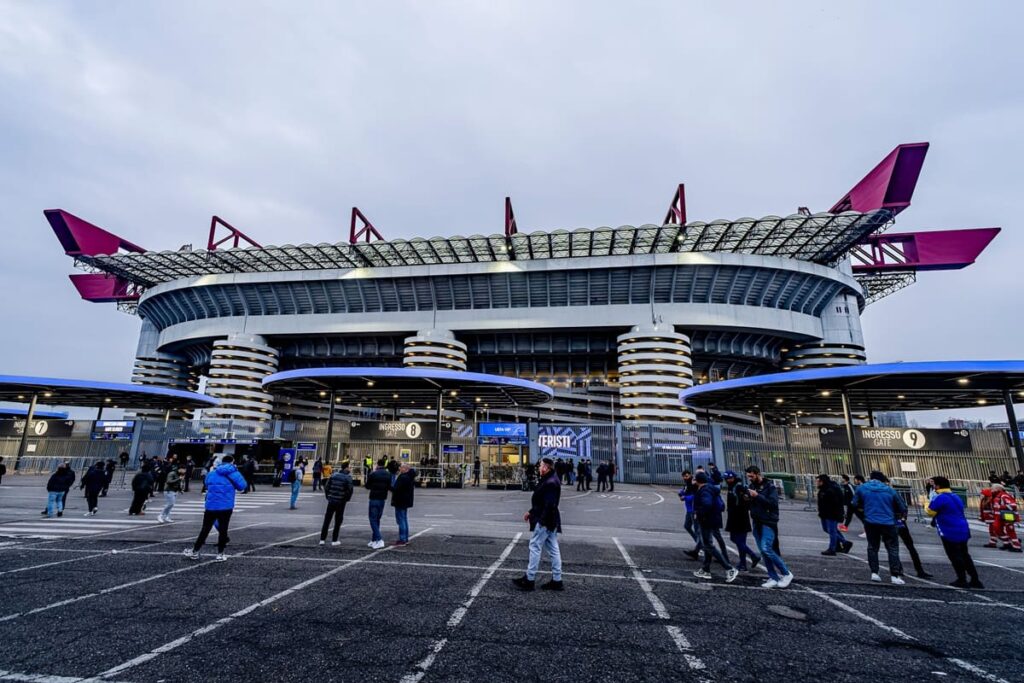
top-left (818, 426), bottom-right (973, 452)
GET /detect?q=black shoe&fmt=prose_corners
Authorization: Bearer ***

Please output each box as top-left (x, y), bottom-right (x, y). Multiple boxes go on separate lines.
top-left (512, 576), bottom-right (535, 591)
top-left (949, 579), bottom-right (969, 588)
top-left (539, 580), bottom-right (564, 591)
top-left (968, 579), bottom-right (985, 589)
top-left (821, 550), bottom-right (837, 556)
top-left (916, 571), bottom-right (934, 579)
top-left (57, 511), bottom-right (63, 517)
top-left (683, 549), bottom-right (700, 561)
top-left (841, 541), bottom-right (854, 554)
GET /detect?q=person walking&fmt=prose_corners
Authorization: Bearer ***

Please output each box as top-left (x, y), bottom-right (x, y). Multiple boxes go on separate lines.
top-left (745, 466), bottom-right (794, 589)
top-left (989, 484), bottom-right (1022, 551)
top-left (584, 460), bottom-right (593, 490)
top-left (312, 458), bottom-right (323, 492)
top-left (0, 456), bottom-right (5, 486)
top-left (101, 458), bottom-right (116, 497)
top-left (319, 460), bottom-right (354, 546)
top-left (896, 512), bottom-right (933, 578)
top-left (391, 463), bottom-right (417, 546)
top-left (692, 471), bottom-right (739, 583)
top-left (289, 460), bottom-right (305, 510)
top-left (851, 471), bottom-right (907, 585)
top-left (472, 457), bottom-right (481, 487)
top-left (816, 474), bottom-right (852, 555)
top-left (118, 451), bottom-right (129, 469)
top-left (709, 463), bottom-right (724, 486)
top-left (45, 463), bottom-right (75, 518)
top-left (926, 475), bottom-right (983, 588)
top-left (240, 456), bottom-right (256, 494)
top-left (128, 464), bottom-right (154, 515)
top-left (365, 460), bottom-right (391, 549)
top-left (679, 470), bottom-right (703, 560)
top-left (61, 461), bottom-right (76, 511)
top-left (724, 470), bottom-right (760, 571)
top-left (80, 460), bottom-right (106, 516)
top-left (182, 457), bottom-right (194, 493)
top-left (513, 457), bottom-right (564, 591)
top-left (183, 455), bottom-right (247, 561)
top-left (159, 465), bottom-right (183, 523)
top-left (838, 474), bottom-right (855, 532)
top-left (576, 460), bottom-right (587, 492)
top-left (607, 460), bottom-right (616, 492)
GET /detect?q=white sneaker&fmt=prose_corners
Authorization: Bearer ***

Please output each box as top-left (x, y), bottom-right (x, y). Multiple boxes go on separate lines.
top-left (890, 575), bottom-right (905, 585)
top-left (870, 573), bottom-right (882, 582)
top-left (761, 579), bottom-right (779, 588)
top-left (164, 517), bottom-right (173, 523)
top-left (777, 573), bottom-right (794, 589)
top-left (84, 512), bottom-right (92, 517)
top-left (215, 553), bottom-right (227, 562)
top-left (858, 532), bottom-right (867, 538)
top-left (91, 510), bottom-right (98, 516)
top-left (725, 568), bottom-right (739, 584)
top-left (692, 569), bottom-right (713, 580)
top-left (331, 541), bottom-right (341, 546)
top-left (182, 549), bottom-right (199, 560)
top-left (367, 540), bottom-right (376, 548)
top-left (373, 540), bottom-right (385, 549)
top-left (157, 515), bottom-right (166, 523)
top-left (318, 540), bottom-right (326, 546)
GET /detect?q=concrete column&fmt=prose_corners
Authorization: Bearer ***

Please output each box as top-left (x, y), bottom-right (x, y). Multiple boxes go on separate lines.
top-left (617, 322), bottom-right (695, 422)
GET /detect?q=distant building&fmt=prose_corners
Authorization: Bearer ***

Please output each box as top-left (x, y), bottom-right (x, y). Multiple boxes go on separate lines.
top-left (942, 417), bottom-right (985, 430)
top-left (874, 411), bottom-right (908, 427)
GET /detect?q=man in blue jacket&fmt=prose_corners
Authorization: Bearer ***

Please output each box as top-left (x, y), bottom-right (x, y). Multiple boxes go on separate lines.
top-left (851, 471), bottom-right (906, 584)
top-left (692, 471), bottom-right (739, 583)
top-left (183, 455), bottom-right (248, 562)
top-left (926, 475), bottom-right (983, 589)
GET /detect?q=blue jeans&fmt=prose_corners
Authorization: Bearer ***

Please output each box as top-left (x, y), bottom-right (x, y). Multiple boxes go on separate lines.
top-left (162, 492), bottom-right (176, 519)
top-left (46, 491), bottom-right (64, 517)
top-left (395, 507), bottom-right (409, 542)
top-left (526, 526), bottom-right (562, 581)
top-left (368, 499), bottom-right (385, 542)
top-left (821, 518), bottom-right (846, 552)
top-left (730, 530), bottom-right (760, 568)
top-left (290, 480), bottom-right (301, 508)
top-left (753, 523), bottom-right (790, 581)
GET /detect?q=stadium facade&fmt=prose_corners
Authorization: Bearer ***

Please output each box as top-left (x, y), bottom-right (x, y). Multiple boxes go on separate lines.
top-left (45, 142), bottom-right (998, 428)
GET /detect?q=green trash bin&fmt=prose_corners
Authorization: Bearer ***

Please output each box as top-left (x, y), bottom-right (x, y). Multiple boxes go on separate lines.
top-left (951, 486), bottom-right (969, 506)
top-left (766, 472), bottom-right (797, 499)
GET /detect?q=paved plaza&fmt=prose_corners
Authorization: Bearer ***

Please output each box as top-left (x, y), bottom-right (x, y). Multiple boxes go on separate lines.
top-left (0, 478), bottom-right (1022, 683)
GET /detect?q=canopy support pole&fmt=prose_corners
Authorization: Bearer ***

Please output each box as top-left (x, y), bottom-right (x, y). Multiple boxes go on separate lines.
top-left (758, 411), bottom-right (767, 442)
top-left (1003, 389), bottom-right (1024, 472)
top-left (436, 390), bottom-right (444, 464)
top-left (96, 406), bottom-right (104, 421)
top-left (325, 390), bottom-right (336, 463)
top-left (15, 392), bottom-right (38, 470)
top-left (841, 389), bottom-right (864, 476)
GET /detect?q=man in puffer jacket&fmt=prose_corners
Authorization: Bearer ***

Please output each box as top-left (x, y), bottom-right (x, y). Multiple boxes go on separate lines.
top-left (851, 471), bottom-right (907, 585)
top-left (691, 471), bottom-right (738, 583)
top-left (184, 455), bottom-right (247, 561)
top-left (320, 460), bottom-right (354, 546)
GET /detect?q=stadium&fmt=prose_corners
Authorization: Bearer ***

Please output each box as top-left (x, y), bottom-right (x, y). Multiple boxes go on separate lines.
top-left (37, 141), bottom-right (1010, 478)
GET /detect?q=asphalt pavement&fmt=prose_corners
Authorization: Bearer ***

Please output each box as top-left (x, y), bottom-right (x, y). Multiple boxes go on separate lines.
top-left (0, 475), bottom-right (1022, 683)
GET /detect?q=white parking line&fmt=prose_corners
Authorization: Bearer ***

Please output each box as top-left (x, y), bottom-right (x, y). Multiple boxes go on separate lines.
top-left (0, 528), bottom-right (317, 622)
top-left (400, 533), bottom-right (521, 683)
top-left (0, 669), bottom-right (134, 683)
top-left (92, 527), bottom-right (435, 681)
top-left (613, 538), bottom-right (708, 679)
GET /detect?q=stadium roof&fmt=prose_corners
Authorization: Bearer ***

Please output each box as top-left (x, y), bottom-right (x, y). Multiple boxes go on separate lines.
top-left (679, 361), bottom-right (1024, 416)
top-left (0, 375), bottom-right (219, 410)
top-left (265, 367), bottom-right (554, 409)
top-left (69, 210), bottom-right (891, 289)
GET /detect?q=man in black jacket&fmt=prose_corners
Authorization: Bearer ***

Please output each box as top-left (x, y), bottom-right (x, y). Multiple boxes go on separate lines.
top-left (319, 460), bottom-right (354, 546)
top-left (80, 461), bottom-right (106, 516)
top-left (365, 461), bottom-right (391, 549)
top-left (101, 459), bottom-right (116, 497)
top-left (45, 464), bottom-right (76, 518)
top-left (692, 472), bottom-right (738, 583)
top-left (817, 474), bottom-right (852, 555)
top-left (391, 464), bottom-right (417, 546)
top-left (513, 457), bottom-right (563, 591)
top-left (746, 466), bottom-right (794, 589)
top-left (129, 464), bottom-right (155, 516)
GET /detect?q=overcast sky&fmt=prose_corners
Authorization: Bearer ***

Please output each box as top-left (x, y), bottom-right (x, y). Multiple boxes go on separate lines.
top-left (1, 1), bottom-right (1021, 425)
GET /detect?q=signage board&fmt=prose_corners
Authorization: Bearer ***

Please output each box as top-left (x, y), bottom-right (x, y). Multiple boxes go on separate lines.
top-left (279, 447), bottom-right (296, 477)
top-left (0, 419), bottom-right (75, 438)
top-left (537, 425), bottom-right (593, 460)
top-left (91, 420), bottom-right (136, 440)
top-left (442, 444), bottom-right (465, 457)
top-left (478, 422), bottom-right (528, 445)
top-left (349, 421), bottom-right (449, 441)
top-left (1005, 430), bottom-right (1024, 447)
top-left (818, 426), bottom-right (973, 452)
top-left (296, 442), bottom-right (318, 451)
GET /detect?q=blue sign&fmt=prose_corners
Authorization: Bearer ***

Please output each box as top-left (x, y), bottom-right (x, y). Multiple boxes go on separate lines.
top-left (478, 423), bottom-right (528, 445)
top-left (279, 448), bottom-right (296, 477)
top-left (537, 425), bottom-right (593, 460)
top-left (296, 442), bottom-right (317, 451)
top-left (442, 444), bottom-right (465, 456)
top-left (91, 420), bottom-right (136, 440)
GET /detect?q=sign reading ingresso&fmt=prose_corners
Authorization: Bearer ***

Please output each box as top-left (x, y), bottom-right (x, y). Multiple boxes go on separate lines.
top-left (818, 426), bottom-right (973, 452)
top-left (0, 419), bottom-right (75, 439)
top-left (349, 421), bottom-right (450, 442)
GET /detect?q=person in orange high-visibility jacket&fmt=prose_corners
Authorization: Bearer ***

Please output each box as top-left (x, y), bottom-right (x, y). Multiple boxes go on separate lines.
top-left (989, 484), bottom-right (1022, 552)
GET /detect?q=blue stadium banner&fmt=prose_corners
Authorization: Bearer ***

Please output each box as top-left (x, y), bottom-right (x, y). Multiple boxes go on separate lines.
top-left (537, 425), bottom-right (592, 460)
top-left (478, 423), bottom-right (528, 445)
